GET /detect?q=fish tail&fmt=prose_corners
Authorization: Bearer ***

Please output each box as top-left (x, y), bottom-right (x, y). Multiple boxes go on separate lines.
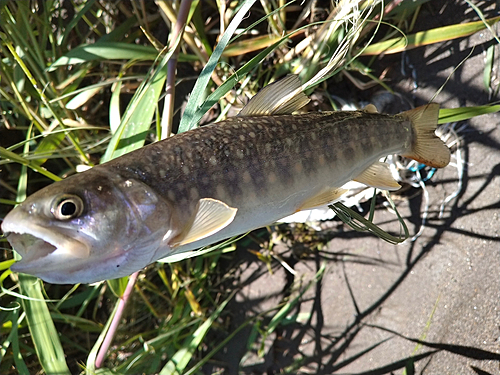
top-left (401, 103), bottom-right (451, 168)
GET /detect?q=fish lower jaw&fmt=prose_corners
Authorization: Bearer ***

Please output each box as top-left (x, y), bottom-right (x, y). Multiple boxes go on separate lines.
top-left (6, 231), bottom-right (98, 284)
top-left (6, 231), bottom-right (58, 263)
top-left (4, 227), bottom-right (140, 284)
top-left (7, 232), bottom-right (91, 275)
top-left (3, 224), bottom-right (91, 272)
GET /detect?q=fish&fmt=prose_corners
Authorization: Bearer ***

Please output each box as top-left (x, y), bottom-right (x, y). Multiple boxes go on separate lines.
top-left (1, 75), bottom-right (450, 284)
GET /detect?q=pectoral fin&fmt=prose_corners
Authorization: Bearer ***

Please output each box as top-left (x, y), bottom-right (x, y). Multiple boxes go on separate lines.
top-left (297, 187), bottom-right (348, 211)
top-left (238, 75), bottom-right (310, 116)
top-left (353, 162), bottom-right (401, 190)
top-left (170, 198), bottom-right (238, 248)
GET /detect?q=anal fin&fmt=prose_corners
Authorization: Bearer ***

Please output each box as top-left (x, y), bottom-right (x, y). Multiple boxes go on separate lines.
top-left (297, 187), bottom-right (348, 211)
top-left (170, 198), bottom-right (238, 248)
top-left (353, 162), bottom-right (401, 190)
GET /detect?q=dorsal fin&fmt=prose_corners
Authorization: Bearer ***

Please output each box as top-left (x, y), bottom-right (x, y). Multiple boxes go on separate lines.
top-left (238, 75), bottom-right (310, 117)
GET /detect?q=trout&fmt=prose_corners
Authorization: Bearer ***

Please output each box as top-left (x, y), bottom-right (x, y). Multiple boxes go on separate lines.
top-left (1, 76), bottom-right (450, 284)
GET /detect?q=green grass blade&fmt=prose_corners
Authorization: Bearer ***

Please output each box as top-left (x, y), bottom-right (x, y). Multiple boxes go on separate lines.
top-left (483, 43), bottom-right (495, 92)
top-left (2, 3), bottom-right (49, 89)
top-left (109, 78), bottom-right (123, 134)
top-left (222, 34), bottom-right (283, 56)
top-left (18, 276), bottom-right (71, 375)
top-left (0, 146), bottom-right (62, 181)
top-left (361, 16), bottom-right (500, 55)
top-left (178, 0), bottom-right (258, 133)
top-left (183, 312), bottom-right (252, 375)
top-left (4, 309), bottom-right (30, 374)
top-left (14, 131), bottom-right (70, 375)
top-left (179, 12), bottom-right (324, 133)
top-left (329, 200), bottom-right (409, 245)
top-left (438, 104), bottom-right (500, 124)
top-left (59, 0), bottom-right (98, 48)
top-left (15, 1), bottom-right (48, 79)
top-left (114, 319), bottom-right (201, 373)
top-left (107, 276), bottom-right (128, 298)
top-left (49, 42), bottom-right (159, 70)
top-left (159, 293), bottom-right (233, 375)
top-left (465, 0), bottom-right (500, 45)
top-left (258, 263), bottom-right (326, 357)
top-left (50, 42), bottom-right (197, 71)
top-left (1, 37), bottom-right (89, 164)
top-left (191, 2), bottom-right (212, 56)
top-left (178, 36), bottom-right (289, 133)
top-left (101, 48), bottom-right (173, 162)
top-left (31, 132), bottom-right (66, 166)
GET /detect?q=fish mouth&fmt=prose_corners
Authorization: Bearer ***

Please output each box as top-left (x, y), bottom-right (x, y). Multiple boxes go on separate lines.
top-left (2, 220), bottom-right (135, 284)
top-left (2, 221), bottom-right (91, 275)
top-left (4, 232), bottom-right (58, 262)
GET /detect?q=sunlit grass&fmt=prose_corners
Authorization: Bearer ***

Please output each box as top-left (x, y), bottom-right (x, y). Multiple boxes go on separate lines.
top-left (0, 1), bottom-right (499, 374)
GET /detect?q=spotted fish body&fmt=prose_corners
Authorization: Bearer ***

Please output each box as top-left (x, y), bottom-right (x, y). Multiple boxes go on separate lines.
top-left (109, 111), bottom-right (411, 240)
top-left (1, 76), bottom-right (450, 284)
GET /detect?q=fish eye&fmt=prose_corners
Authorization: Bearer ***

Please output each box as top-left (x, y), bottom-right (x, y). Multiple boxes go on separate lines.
top-left (51, 195), bottom-right (84, 220)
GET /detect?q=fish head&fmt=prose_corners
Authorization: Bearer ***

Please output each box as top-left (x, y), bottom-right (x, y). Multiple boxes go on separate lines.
top-left (1, 169), bottom-right (173, 284)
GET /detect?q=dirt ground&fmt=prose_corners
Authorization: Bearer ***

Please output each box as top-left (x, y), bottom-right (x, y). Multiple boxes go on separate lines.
top-left (210, 2), bottom-right (500, 374)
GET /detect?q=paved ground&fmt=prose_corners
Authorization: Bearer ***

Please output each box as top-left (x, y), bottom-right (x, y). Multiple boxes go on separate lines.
top-left (210, 2), bottom-right (500, 374)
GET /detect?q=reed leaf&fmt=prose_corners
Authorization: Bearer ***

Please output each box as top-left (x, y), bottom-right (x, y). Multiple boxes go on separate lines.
top-left (438, 104), bottom-right (500, 124)
top-left (361, 16), bottom-right (500, 55)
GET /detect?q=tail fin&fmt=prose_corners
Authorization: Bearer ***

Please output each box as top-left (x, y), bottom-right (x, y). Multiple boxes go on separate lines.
top-left (401, 104), bottom-right (451, 168)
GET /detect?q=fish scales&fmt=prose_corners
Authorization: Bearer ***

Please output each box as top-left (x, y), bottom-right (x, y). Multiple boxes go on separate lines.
top-left (104, 111), bottom-right (411, 212)
top-left (1, 75), bottom-right (450, 284)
